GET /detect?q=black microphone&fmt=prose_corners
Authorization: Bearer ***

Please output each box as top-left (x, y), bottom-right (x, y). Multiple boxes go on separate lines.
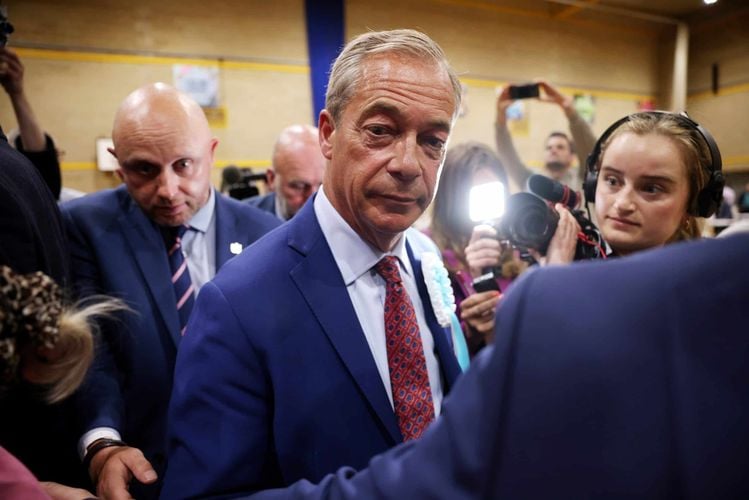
top-left (527, 174), bottom-right (581, 209)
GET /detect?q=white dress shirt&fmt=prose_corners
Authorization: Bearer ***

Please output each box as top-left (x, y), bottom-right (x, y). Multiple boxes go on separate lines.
top-left (314, 187), bottom-right (443, 416)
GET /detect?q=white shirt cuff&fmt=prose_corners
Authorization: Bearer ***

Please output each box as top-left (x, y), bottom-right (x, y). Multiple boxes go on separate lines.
top-left (78, 427), bottom-right (122, 460)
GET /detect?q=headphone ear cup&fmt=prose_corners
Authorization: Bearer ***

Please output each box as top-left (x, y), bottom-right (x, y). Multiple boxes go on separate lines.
top-left (696, 170), bottom-right (726, 217)
top-left (583, 169), bottom-right (598, 205)
top-left (583, 115), bottom-right (629, 206)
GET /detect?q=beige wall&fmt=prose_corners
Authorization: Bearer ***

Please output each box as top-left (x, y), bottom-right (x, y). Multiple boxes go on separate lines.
top-left (347, 0), bottom-right (659, 171)
top-left (1, 0), bottom-right (312, 191)
top-left (1, 0), bottom-right (747, 193)
top-left (687, 6), bottom-right (749, 178)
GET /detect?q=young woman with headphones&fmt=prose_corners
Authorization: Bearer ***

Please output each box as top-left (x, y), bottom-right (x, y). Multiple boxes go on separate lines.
top-left (537, 110), bottom-right (724, 262)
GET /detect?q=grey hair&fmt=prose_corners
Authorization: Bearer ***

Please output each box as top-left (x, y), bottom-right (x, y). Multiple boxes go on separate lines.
top-left (325, 29), bottom-right (463, 122)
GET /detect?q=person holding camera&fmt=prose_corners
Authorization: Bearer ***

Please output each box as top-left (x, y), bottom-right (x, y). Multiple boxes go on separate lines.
top-left (429, 142), bottom-right (527, 355)
top-left (533, 111), bottom-right (723, 263)
top-left (466, 202), bottom-right (581, 269)
top-left (494, 80), bottom-right (596, 192)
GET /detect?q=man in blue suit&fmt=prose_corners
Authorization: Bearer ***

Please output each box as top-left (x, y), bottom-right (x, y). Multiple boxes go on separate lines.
top-left (163, 29), bottom-right (464, 498)
top-left (61, 83), bottom-right (281, 499)
top-left (246, 124), bottom-right (325, 221)
top-left (250, 233), bottom-right (749, 499)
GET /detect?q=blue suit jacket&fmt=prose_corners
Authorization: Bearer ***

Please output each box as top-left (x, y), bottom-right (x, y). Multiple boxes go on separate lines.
top-left (60, 186), bottom-right (280, 496)
top-left (250, 234), bottom-right (749, 500)
top-left (246, 191), bottom-right (283, 220)
top-left (162, 199), bottom-right (462, 498)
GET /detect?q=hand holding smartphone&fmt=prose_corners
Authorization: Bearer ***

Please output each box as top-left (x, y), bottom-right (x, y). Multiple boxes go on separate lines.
top-left (508, 83), bottom-right (540, 100)
top-left (472, 272), bottom-right (501, 293)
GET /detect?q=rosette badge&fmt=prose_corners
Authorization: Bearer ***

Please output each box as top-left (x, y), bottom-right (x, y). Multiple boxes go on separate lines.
top-left (421, 252), bottom-right (470, 371)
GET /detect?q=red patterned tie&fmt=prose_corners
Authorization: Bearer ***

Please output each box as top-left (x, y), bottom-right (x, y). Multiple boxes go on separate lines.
top-left (374, 256), bottom-right (435, 441)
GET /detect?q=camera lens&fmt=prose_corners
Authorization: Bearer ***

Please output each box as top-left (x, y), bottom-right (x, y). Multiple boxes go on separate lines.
top-left (499, 193), bottom-right (559, 252)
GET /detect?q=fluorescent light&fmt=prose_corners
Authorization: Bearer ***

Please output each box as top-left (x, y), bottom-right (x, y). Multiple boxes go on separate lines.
top-left (704, 0), bottom-right (718, 4)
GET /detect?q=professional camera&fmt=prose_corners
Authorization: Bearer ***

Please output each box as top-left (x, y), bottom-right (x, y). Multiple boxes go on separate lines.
top-left (499, 175), bottom-right (605, 260)
top-left (221, 166), bottom-right (266, 200)
top-left (0, 7), bottom-right (13, 48)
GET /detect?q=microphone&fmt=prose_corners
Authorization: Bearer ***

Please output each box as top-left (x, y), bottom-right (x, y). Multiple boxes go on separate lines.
top-left (527, 174), bottom-right (581, 209)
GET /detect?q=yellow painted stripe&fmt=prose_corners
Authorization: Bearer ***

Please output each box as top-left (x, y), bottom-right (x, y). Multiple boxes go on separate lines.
top-left (460, 77), bottom-right (654, 101)
top-left (58, 157), bottom-right (749, 173)
top-left (220, 60), bottom-right (308, 74)
top-left (724, 155), bottom-right (749, 171)
top-left (15, 47), bottom-right (308, 74)
top-left (689, 82), bottom-right (749, 101)
top-left (61, 162), bottom-right (97, 171)
top-left (726, 155), bottom-right (749, 164)
top-left (61, 160), bottom-right (271, 171)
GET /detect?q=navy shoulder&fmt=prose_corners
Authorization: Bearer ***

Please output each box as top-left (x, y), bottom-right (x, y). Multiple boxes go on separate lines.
top-left (219, 193), bottom-right (282, 232)
top-left (59, 185), bottom-right (126, 216)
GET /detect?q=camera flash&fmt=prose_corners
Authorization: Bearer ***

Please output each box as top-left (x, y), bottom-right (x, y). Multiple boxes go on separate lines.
top-left (469, 181), bottom-right (505, 222)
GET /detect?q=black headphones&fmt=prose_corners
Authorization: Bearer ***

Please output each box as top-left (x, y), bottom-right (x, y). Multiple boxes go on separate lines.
top-left (583, 111), bottom-right (724, 218)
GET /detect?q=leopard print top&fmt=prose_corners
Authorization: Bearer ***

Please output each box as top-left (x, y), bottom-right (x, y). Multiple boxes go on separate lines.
top-left (0, 265), bottom-right (62, 387)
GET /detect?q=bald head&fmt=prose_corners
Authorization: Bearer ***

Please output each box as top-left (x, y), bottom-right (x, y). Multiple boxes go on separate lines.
top-left (112, 83), bottom-right (211, 147)
top-left (110, 82), bottom-right (218, 227)
top-left (272, 125), bottom-right (320, 166)
top-left (267, 124), bottom-right (325, 219)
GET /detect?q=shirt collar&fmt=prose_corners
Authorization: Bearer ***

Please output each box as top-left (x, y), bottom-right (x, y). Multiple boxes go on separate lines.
top-left (314, 186), bottom-right (411, 286)
top-left (273, 192), bottom-right (288, 221)
top-left (187, 187), bottom-right (216, 233)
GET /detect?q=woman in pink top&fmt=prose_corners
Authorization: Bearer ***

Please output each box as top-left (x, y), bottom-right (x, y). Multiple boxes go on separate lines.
top-left (428, 142), bottom-right (525, 355)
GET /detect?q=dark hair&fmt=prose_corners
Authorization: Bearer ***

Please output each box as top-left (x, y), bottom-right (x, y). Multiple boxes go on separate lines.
top-left (546, 131), bottom-right (574, 154)
top-left (430, 142), bottom-right (508, 269)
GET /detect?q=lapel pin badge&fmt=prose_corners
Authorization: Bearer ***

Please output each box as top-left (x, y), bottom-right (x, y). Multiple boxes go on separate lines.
top-left (230, 242), bottom-right (243, 255)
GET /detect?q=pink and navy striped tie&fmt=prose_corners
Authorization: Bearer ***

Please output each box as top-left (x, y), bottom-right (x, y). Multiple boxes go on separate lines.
top-left (163, 225), bottom-right (195, 336)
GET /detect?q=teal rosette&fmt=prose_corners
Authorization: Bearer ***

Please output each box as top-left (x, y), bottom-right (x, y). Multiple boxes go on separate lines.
top-left (421, 252), bottom-right (470, 371)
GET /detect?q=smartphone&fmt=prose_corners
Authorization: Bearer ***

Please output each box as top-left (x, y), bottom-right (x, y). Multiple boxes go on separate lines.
top-left (0, 7), bottom-right (13, 48)
top-left (509, 83), bottom-right (540, 100)
top-left (472, 272), bottom-right (501, 293)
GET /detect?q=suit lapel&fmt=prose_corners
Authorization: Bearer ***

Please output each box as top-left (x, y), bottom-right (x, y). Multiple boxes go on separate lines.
top-left (214, 194), bottom-right (236, 269)
top-left (118, 193), bottom-right (182, 346)
top-left (407, 240), bottom-right (462, 392)
top-left (288, 202), bottom-right (401, 444)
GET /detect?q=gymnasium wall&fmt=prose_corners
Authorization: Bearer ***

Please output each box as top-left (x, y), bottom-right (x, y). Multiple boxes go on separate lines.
top-left (0, 0), bottom-right (745, 193)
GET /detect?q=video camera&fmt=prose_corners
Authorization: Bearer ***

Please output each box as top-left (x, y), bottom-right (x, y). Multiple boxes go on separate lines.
top-left (500, 175), bottom-right (605, 260)
top-left (0, 7), bottom-right (13, 48)
top-left (469, 175), bottom-right (605, 264)
top-left (221, 166), bottom-right (266, 200)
